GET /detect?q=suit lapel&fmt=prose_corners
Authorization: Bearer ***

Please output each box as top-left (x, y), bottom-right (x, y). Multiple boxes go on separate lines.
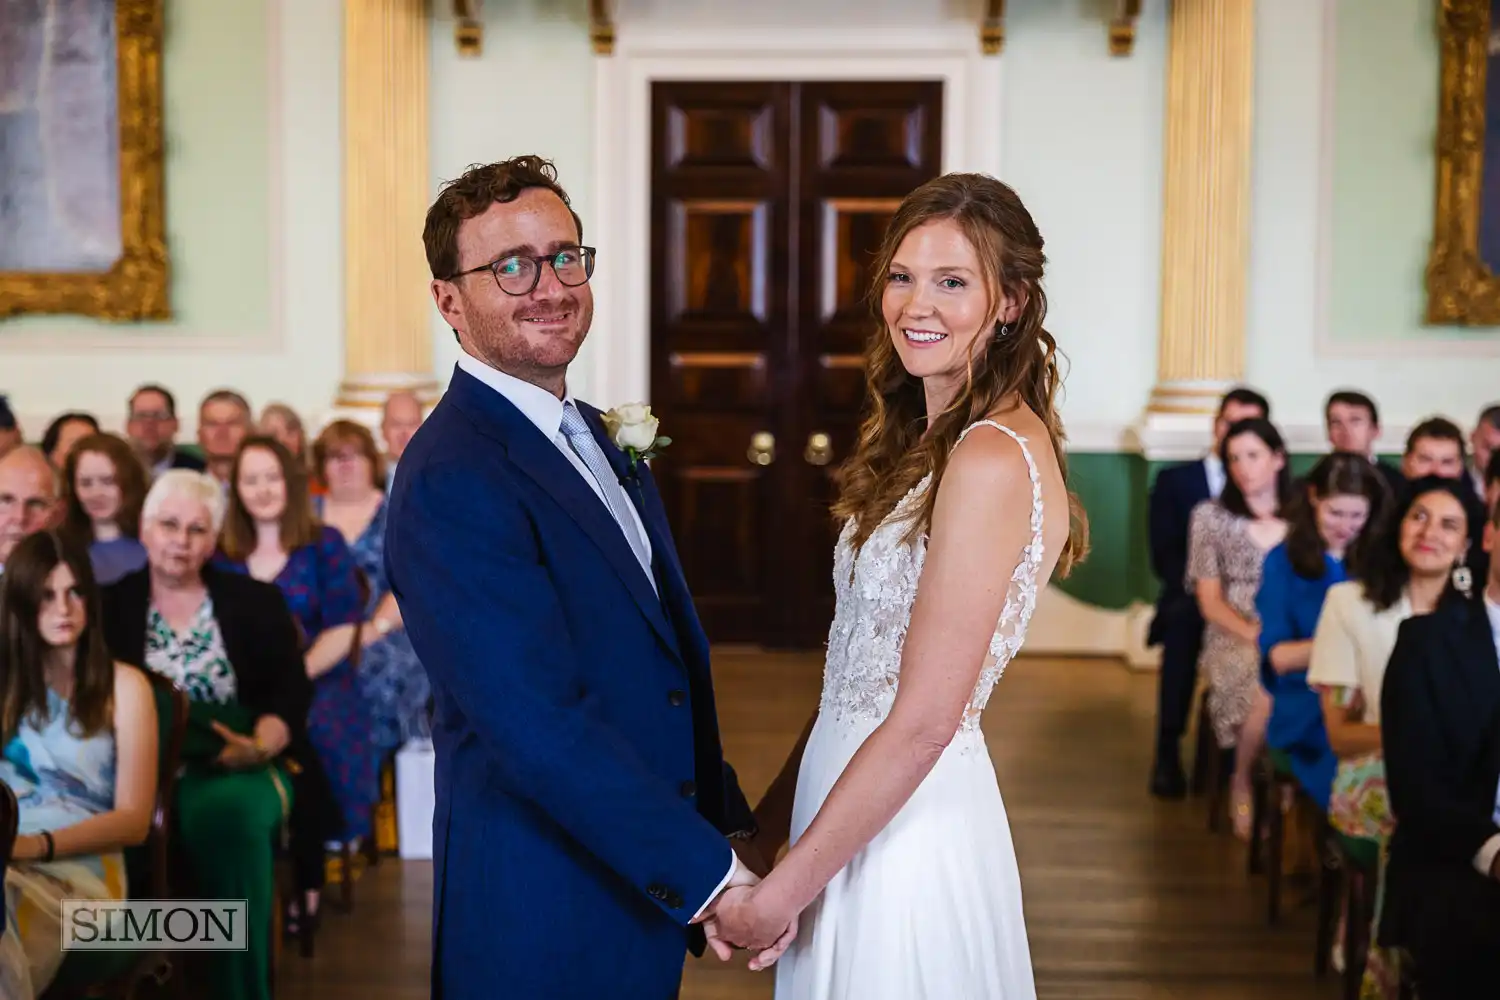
top-left (1456, 603), bottom-right (1500, 782)
top-left (449, 372), bottom-right (683, 663)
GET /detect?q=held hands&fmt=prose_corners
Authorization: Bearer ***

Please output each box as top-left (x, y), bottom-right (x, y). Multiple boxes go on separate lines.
top-left (692, 860), bottom-right (799, 972)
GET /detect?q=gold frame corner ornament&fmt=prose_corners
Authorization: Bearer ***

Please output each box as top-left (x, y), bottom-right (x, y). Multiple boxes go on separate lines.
top-left (981, 0), bottom-right (1005, 56)
top-left (590, 0), bottom-right (615, 56)
top-left (1426, 0), bottom-right (1498, 324)
top-left (0, 0), bottom-right (170, 322)
top-left (1109, 0), bottom-right (1142, 57)
top-left (454, 0), bottom-right (482, 56)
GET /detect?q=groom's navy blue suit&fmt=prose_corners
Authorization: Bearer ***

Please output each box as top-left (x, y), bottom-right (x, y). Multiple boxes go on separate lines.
top-left (386, 363), bottom-right (754, 999)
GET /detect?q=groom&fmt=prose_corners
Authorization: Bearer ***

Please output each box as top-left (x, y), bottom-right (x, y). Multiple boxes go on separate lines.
top-left (386, 156), bottom-right (771, 998)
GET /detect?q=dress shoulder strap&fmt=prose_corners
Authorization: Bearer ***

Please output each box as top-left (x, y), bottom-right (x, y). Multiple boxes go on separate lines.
top-left (954, 418), bottom-right (1046, 563)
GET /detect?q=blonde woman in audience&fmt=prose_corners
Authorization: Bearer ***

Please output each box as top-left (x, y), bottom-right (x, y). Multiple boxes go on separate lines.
top-left (1307, 476), bottom-right (1475, 993)
top-left (1186, 418), bottom-right (1291, 838)
top-left (101, 469), bottom-right (314, 1000)
top-left (58, 433), bottom-right (150, 586)
top-left (215, 436), bottom-right (373, 935)
top-left (312, 421), bottom-right (430, 761)
top-left (0, 532), bottom-right (157, 999)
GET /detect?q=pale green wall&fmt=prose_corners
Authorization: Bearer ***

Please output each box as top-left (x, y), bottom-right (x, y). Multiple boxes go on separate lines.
top-left (1328, 0), bottom-right (1494, 344)
top-left (5, 0), bottom-right (271, 336)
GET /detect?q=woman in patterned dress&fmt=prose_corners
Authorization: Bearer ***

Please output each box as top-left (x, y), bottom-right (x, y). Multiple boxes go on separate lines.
top-left (214, 436), bottom-right (374, 930)
top-left (311, 420), bottom-right (430, 761)
top-left (101, 470), bottom-right (320, 1000)
top-left (1185, 418), bottom-right (1291, 838)
top-left (0, 532), bottom-right (157, 999)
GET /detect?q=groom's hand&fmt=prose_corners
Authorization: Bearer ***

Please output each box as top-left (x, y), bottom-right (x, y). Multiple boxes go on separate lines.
top-left (731, 837), bottom-right (772, 879)
top-left (704, 885), bottom-right (798, 969)
top-left (692, 855), bottom-right (761, 960)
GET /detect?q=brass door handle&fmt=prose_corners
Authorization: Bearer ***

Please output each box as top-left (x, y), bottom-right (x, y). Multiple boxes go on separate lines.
top-left (804, 431), bottom-right (833, 466)
top-left (747, 431), bottom-right (776, 466)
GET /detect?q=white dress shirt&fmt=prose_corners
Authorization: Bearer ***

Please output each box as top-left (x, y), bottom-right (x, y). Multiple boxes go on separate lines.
top-left (456, 352), bottom-right (741, 915)
top-left (1475, 596), bottom-right (1500, 876)
top-left (1204, 454), bottom-right (1226, 499)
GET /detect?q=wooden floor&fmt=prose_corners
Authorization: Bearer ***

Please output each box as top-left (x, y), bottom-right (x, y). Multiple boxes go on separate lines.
top-left (275, 652), bottom-right (1338, 999)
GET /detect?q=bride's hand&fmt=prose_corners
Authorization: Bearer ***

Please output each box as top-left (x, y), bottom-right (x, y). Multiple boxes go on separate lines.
top-left (707, 884), bottom-right (799, 970)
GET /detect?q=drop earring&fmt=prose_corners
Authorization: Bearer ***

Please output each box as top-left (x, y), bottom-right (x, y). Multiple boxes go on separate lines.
top-left (996, 323), bottom-right (1011, 338)
top-left (1453, 558), bottom-right (1473, 598)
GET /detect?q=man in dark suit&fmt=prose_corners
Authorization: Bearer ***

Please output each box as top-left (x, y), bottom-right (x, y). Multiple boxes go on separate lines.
top-left (125, 384), bottom-right (206, 477)
top-left (1147, 387), bottom-right (1269, 798)
top-left (386, 156), bottom-right (764, 999)
top-left (1380, 507), bottom-right (1500, 996)
top-left (1324, 389), bottom-right (1405, 497)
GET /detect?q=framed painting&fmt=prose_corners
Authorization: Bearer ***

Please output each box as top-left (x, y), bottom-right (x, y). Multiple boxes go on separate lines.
top-left (0, 0), bottom-right (168, 321)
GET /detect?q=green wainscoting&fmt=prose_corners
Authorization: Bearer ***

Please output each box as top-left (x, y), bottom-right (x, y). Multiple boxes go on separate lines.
top-left (1053, 451), bottom-right (1403, 610)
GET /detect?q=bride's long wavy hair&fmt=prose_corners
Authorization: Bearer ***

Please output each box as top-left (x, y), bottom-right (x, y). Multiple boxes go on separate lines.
top-left (832, 173), bottom-right (1089, 576)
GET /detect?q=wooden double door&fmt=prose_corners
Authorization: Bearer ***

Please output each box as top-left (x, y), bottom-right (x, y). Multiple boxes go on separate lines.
top-left (649, 80), bottom-right (943, 647)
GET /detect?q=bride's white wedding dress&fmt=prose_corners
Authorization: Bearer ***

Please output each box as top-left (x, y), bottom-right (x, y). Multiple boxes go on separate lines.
top-left (774, 420), bottom-right (1045, 1000)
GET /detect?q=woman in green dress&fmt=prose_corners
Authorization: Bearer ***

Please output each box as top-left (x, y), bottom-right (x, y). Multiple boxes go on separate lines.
top-left (0, 531), bottom-right (158, 998)
top-left (101, 469), bottom-right (324, 1000)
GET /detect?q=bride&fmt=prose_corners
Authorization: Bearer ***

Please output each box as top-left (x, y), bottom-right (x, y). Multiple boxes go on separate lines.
top-left (699, 173), bottom-right (1088, 998)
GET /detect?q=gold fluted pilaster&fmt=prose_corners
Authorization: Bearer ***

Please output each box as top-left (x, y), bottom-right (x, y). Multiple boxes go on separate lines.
top-left (337, 0), bottom-right (439, 414)
top-left (1147, 0), bottom-right (1255, 416)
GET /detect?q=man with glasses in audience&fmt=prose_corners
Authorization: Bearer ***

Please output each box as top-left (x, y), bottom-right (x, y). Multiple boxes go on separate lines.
top-left (1147, 386), bottom-right (1269, 798)
top-left (126, 383), bottom-right (206, 477)
top-left (0, 445), bottom-right (59, 573)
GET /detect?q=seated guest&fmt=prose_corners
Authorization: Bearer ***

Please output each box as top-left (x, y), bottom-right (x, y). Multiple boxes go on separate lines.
top-left (1257, 453), bottom-right (1389, 809)
top-left (101, 470), bottom-right (318, 1000)
top-left (313, 420), bottom-right (430, 760)
top-left (0, 396), bottom-right (21, 459)
top-left (1309, 477), bottom-right (1474, 986)
top-left (1379, 499), bottom-right (1500, 997)
top-left (1186, 417), bottom-right (1291, 836)
top-left (0, 532), bottom-right (157, 999)
top-left (125, 384), bottom-right (204, 477)
top-left (1469, 403), bottom-right (1500, 498)
top-left (215, 437), bottom-right (372, 933)
top-left (1148, 386), bottom-right (1270, 797)
top-left (59, 433), bottom-right (149, 585)
top-left (257, 403), bottom-right (317, 495)
top-left (1485, 449), bottom-right (1500, 516)
top-left (1400, 416), bottom-right (1487, 584)
top-left (0, 447), bottom-right (60, 573)
top-left (197, 390), bottom-right (252, 488)
top-left (40, 413), bottom-right (99, 472)
top-left (379, 391), bottom-right (424, 493)
top-left (1324, 389), bottom-right (1405, 496)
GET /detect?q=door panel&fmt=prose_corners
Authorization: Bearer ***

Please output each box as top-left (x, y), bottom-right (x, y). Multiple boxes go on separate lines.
top-left (650, 80), bottom-right (942, 647)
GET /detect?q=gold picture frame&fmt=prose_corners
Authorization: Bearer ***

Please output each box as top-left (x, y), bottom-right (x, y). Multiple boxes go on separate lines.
top-left (0, 0), bottom-right (169, 322)
top-left (1426, 0), bottom-right (1499, 324)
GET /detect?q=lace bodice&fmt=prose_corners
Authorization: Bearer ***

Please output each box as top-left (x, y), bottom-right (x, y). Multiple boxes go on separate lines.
top-left (819, 421), bottom-right (1046, 735)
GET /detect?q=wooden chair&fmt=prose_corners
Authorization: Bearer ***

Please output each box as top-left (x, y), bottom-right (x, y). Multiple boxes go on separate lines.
top-left (0, 780), bottom-right (17, 936)
top-left (1190, 696), bottom-right (1230, 831)
top-left (1318, 831), bottom-right (1380, 1000)
top-left (329, 567), bottom-right (374, 915)
top-left (46, 669), bottom-right (191, 1000)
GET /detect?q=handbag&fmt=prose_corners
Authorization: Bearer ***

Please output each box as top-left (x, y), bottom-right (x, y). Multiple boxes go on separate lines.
top-left (1328, 752), bottom-right (1393, 841)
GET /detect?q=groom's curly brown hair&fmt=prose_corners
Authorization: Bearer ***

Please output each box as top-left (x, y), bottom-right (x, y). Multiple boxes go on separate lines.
top-left (422, 155), bottom-right (584, 281)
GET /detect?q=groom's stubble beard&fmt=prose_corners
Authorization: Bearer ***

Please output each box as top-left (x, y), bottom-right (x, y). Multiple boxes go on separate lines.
top-left (463, 285), bottom-right (594, 393)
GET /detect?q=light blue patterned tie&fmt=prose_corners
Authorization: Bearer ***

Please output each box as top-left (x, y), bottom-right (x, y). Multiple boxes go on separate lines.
top-left (559, 402), bottom-right (654, 585)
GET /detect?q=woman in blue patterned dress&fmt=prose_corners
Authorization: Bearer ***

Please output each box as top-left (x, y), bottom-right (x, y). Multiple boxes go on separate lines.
top-left (0, 532), bottom-right (157, 998)
top-left (214, 436), bottom-right (374, 929)
top-left (312, 420), bottom-right (430, 759)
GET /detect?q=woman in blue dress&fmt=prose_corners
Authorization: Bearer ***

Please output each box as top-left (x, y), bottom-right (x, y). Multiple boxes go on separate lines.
top-left (1255, 452), bottom-right (1391, 808)
top-left (311, 420), bottom-right (430, 760)
top-left (0, 531), bottom-right (157, 998)
top-left (214, 436), bottom-right (373, 931)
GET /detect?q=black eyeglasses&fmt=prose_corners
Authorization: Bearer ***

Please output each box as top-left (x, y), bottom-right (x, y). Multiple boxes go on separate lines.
top-left (446, 245), bottom-right (597, 296)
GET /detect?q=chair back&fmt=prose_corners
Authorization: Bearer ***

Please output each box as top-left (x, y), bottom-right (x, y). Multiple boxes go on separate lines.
top-left (129, 669), bottom-right (190, 897)
top-left (348, 567), bottom-right (373, 670)
top-left (0, 780), bottom-right (16, 935)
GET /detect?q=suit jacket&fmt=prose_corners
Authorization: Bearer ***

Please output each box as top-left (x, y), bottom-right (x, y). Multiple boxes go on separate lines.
top-left (1380, 596), bottom-right (1500, 946)
top-left (384, 365), bottom-right (753, 1000)
top-left (1146, 459), bottom-right (1212, 645)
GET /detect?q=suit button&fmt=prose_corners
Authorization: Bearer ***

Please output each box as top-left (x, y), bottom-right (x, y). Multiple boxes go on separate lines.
top-left (668, 690), bottom-right (686, 707)
top-left (667, 892), bottom-right (684, 909)
top-left (680, 780), bottom-right (696, 798)
top-left (647, 884), bottom-right (667, 900)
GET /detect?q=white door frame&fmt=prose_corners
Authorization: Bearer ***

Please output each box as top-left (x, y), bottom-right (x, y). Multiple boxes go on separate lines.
top-left (582, 23), bottom-right (1004, 408)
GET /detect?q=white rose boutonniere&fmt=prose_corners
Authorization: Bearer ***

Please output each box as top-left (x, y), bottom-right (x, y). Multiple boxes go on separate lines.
top-left (602, 403), bottom-right (671, 475)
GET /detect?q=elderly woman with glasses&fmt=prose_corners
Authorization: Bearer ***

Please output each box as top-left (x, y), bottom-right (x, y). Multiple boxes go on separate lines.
top-left (99, 470), bottom-right (326, 1000)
